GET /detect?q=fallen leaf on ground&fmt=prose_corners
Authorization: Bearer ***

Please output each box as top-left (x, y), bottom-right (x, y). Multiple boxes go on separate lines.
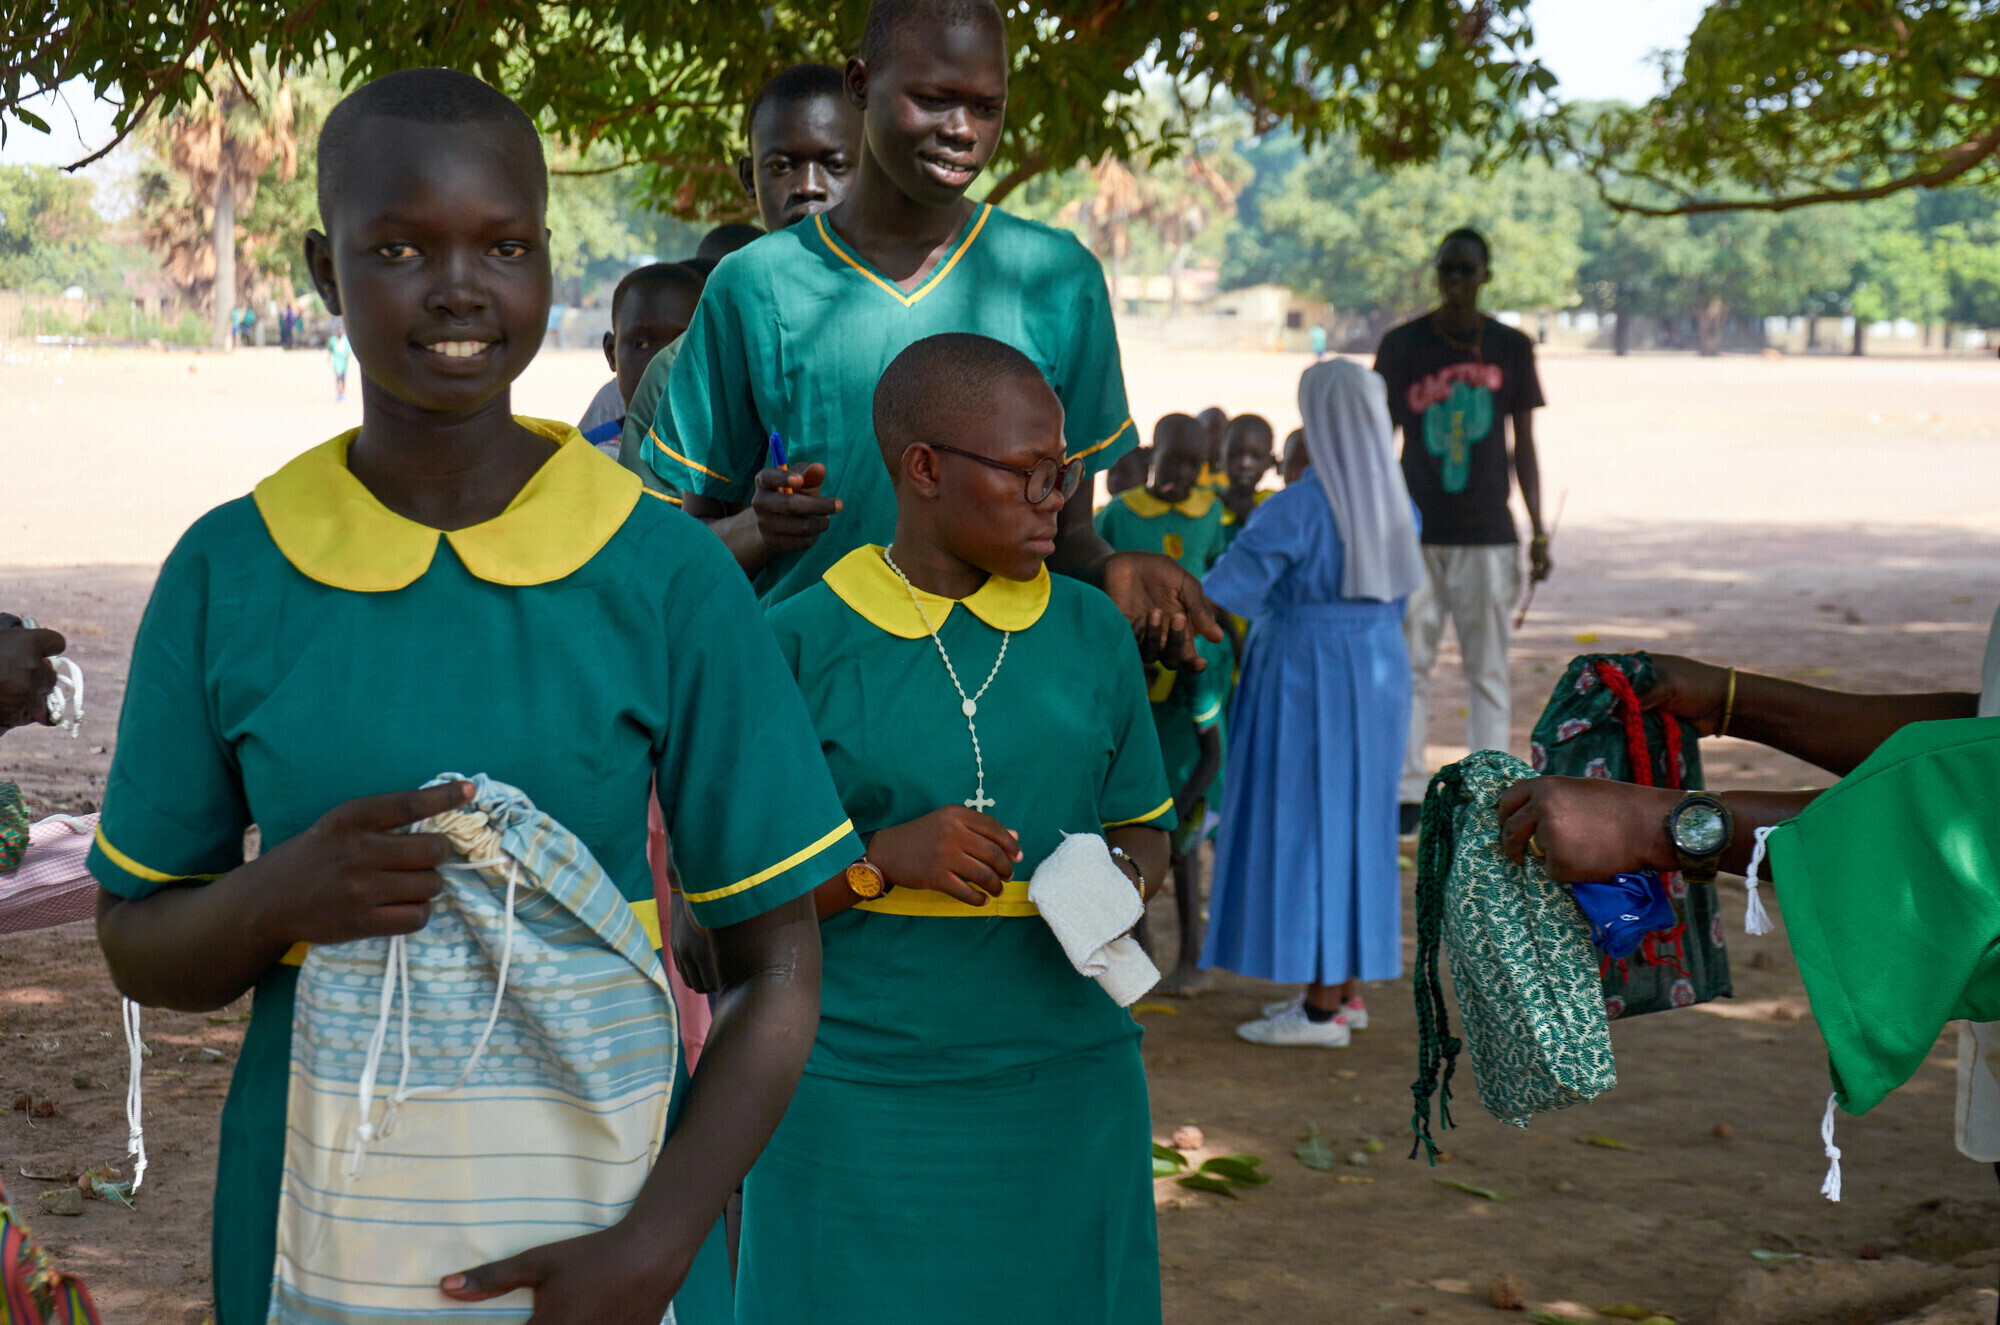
top-left (18, 1166), bottom-right (75, 1182)
top-left (1336, 1175), bottom-right (1374, 1184)
top-left (1749, 1249), bottom-right (1802, 1262)
top-left (1432, 1177), bottom-right (1502, 1200)
top-left (1430, 1278), bottom-right (1471, 1295)
top-left (1294, 1128), bottom-right (1338, 1172)
top-left (1576, 1134), bottom-right (1642, 1152)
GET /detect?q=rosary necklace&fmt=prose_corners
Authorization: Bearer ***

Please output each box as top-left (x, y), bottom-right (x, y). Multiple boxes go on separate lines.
top-left (882, 545), bottom-right (1009, 813)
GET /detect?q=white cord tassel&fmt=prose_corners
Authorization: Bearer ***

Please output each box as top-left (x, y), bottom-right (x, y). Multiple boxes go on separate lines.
top-left (122, 998), bottom-right (149, 1192)
top-left (1819, 1091), bottom-right (1843, 1202)
top-left (46, 656), bottom-right (82, 738)
top-left (1742, 825), bottom-right (1776, 936)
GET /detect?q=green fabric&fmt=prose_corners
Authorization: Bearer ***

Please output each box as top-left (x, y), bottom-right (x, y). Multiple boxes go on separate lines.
top-left (616, 339), bottom-right (681, 495)
top-left (0, 782), bottom-right (25, 872)
top-left (1093, 491), bottom-right (1227, 578)
top-left (737, 1042), bottom-right (1160, 1325)
top-left (646, 206), bottom-right (1137, 607)
top-left (1411, 751), bottom-right (1615, 1155)
top-left (88, 491), bottom-right (857, 1325)
top-left (1769, 716), bottom-right (2000, 1116)
top-left (1150, 633), bottom-right (1233, 853)
top-left (755, 570), bottom-right (1170, 1321)
top-left (1530, 651), bottom-right (1731, 1018)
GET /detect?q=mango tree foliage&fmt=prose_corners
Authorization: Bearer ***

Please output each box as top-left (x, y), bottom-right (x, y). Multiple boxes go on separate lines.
top-left (3, 1), bottom-right (1548, 217)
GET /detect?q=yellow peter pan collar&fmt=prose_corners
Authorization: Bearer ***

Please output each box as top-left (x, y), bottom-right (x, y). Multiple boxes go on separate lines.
top-left (823, 545), bottom-right (1049, 639)
top-left (252, 417), bottom-right (641, 592)
top-left (1118, 486), bottom-right (1215, 519)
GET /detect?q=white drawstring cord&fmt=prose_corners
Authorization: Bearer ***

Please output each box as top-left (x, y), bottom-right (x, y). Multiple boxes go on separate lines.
top-left (1820, 1091), bottom-right (1843, 1201)
top-left (122, 998), bottom-right (149, 1192)
top-left (1742, 825), bottom-right (1776, 935)
top-left (347, 841), bottom-right (518, 1177)
top-left (46, 656), bottom-right (82, 738)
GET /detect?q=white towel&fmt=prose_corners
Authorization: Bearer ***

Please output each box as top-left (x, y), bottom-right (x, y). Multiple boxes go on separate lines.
top-left (1027, 833), bottom-right (1160, 1006)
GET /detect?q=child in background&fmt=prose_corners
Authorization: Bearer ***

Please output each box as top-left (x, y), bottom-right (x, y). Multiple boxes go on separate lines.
top-left (1094, 414), bottom-right (1226, 577)
top-left (1203, 360), bottom-right (1423, 1046)
top-left (1218, 412), bottom-right (1276, 544)
top-left (1281, 427), bottom-right (1309, 485)
top-left (1196, 405), bottom-right (1229, 488)
top-left (747, 332), bottom-right (1172, 1324)
top-left (577, 262), bottom-right (705, 464)
top-left (327, 323), bottom-right (351, 402)
top-left (87, 69), bottom-right (859, 1325)
top-left (1104, 444), bottom-right (1151, 500)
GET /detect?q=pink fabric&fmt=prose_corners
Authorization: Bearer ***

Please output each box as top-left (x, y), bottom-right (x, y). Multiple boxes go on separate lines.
top-left (0, 813), bottom-right (100, 936)
top-left (648, 796), bottom-right (712, 1067)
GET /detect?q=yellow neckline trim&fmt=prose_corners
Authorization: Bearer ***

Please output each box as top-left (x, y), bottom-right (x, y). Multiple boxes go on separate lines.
top-left (1220, 487), bottom-right (1275, 525)
top-left (823, 544), bottom-right (1049, 640)
top-left (253, 418), bottom-right (642, 592)
top-left (1118, 487), bottom-right (1215, 520)
top-left (813, 205), bottom-right (992, 308)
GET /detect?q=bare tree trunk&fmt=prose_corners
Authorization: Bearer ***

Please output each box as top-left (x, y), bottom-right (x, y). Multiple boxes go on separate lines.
top-left (1851, 317), bottom-right (1867, 356)
top-left (1806, 314), bottom-right (1818, 349)
top-left (213, 172), bottom-right (236, 350)
top-left (1168, 241), bottom-right (1186, 319)
top-left (1696, 296), bottom-right (1725, 356)
top-left (1613, 287), bottom-right (1629, 356)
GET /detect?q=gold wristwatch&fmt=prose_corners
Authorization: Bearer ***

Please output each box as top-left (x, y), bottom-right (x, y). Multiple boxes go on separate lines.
top-left (845, 858), bottom-right (888, 900)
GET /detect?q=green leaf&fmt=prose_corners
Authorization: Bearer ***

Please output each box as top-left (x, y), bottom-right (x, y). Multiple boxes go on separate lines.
top-left (1174, 1172), bottom-right (1241, 1197)
top-left (1151, 1141), bottom-right (1189, 1168)
top-left (1576, 1134), bottom-right (1643, 1152)
top-left (89, 1177), bottom-right (135, 1208)
top-left (1294, 1129), bottom-right (1339, 1172)
top-left (1749, 1249), bottom-right (1803, 1262)
top-left (1153, 1154), bottom-right (1186, 1178)
top-left (1199, 1155), bottom-right (1271, 1185)
top-left (1432, 1177), bottom-right (1504, 1200)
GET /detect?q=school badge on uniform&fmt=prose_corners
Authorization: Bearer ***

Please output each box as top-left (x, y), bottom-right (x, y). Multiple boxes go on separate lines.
top-left (1163, 533), bottom-right (1184, 560)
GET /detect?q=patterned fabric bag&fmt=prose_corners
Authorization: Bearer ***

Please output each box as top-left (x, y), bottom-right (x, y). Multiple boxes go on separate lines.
top-left (1411, 751), bottom-right (1615, 1158)
top-left (1530, 652), bottom-right (1733, 1019)
top-left (1, 782), bottom-right (29, 873)
top-left (271, 772), bottom-right (679, 1324)
top-left (1, 1175), bottom-right (102, 1324)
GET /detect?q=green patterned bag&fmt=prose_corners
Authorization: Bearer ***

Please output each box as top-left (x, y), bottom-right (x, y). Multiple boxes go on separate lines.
top-left (1411, 751), bottom-right (1615, 1159)
top-left (1530, 652), bottom-right (1732, 1019)
top-left (0, 783), bottom-right (28, 874)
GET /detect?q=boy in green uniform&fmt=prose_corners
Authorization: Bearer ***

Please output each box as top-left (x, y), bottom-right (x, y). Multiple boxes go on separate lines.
top-left (1094, 414), bottom-right (1227, 576)
top-left (86, 70), bottom-right (859, 1325)
top-left (648, 0), bottom-right (1216, 676)
top-left (618, 63), bottom-right (863, 478)
top-left (1104, 443), bottom-right (1151, 501)
top-left (579, 261), bottom-right (704, 465)
top-left (746, 333), bottom-right (1173, 1324)
top-left (1218, 412), bottom-right (1277, 544)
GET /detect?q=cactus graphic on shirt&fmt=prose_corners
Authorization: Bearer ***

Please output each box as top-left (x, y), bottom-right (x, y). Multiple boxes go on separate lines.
top-left (1422, 380), bottom-right (1494, 494)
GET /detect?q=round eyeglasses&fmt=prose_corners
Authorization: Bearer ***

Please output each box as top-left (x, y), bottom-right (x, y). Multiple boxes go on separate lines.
top-left (926, 443), bottom-right (1084, 504)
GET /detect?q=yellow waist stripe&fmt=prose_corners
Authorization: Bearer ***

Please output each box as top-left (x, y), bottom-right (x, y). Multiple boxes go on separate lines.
top-left (858, 878), bottom-right (1038, 918)
top-left (281, 897), bottom-right (663, 968)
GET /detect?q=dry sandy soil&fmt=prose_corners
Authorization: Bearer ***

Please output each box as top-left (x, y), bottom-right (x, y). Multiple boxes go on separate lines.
top-left (3, 343), bottom-right (1999, 1323)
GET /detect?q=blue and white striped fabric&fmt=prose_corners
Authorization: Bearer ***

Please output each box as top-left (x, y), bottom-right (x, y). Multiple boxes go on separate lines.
top-left (270, 773), bottom-right (677, 1324)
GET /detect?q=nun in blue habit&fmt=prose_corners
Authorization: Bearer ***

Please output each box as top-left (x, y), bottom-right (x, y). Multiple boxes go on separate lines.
top-left (1200, 358), bottom-right (1426, 1047)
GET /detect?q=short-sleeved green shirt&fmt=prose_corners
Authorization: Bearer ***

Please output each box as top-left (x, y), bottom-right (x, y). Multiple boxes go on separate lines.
top-left (766, 545), bottom-right (1175, 1083)
top-left (644, 206), bottom-right (1138, 606)
top-left (89, 420), bottom-right (859, 1324)
top-left (1094, 487), bottom-right (1228, 578)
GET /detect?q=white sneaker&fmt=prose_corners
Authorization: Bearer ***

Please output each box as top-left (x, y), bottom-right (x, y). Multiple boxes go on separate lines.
top-left (1259, 994), bottom-right (1368, 1029)
top-left (1236, 1007), bottom-right (1351, 1047)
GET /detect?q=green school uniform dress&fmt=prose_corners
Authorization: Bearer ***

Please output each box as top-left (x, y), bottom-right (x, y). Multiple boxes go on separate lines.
top-left (1219, 485), bottom-right (1276, 546)
top-left (1093, 486), bottom-right (1228, 578)
top-left (87, 420), bottom-right (860, 1325)
top-left (1145, 634), bottom-right (1233, 854)
top-left (743, 545), bottom-right (1175, 1325)
top-left (641, 204), bottom-right (1138, 606)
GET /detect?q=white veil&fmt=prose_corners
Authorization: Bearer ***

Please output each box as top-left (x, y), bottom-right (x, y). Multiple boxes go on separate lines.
top-left (1298, 359), bottom-right (1425, 603)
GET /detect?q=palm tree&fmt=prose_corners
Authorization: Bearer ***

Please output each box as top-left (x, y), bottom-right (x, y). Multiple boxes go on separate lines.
top-left (145, 62), bottom-right (297, 347)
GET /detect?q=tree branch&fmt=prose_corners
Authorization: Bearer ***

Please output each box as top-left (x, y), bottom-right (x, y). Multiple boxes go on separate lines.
top-left (982, 152), bottom-right (1050, 205)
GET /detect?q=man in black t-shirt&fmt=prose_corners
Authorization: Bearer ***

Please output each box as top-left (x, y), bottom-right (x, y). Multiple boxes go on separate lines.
top-left (1374, 227), bottom-right (1551, 833)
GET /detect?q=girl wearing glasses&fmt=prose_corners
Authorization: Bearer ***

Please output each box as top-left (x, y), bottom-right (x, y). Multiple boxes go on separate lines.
top-left (744, 334), bottom-right (1175, 1325)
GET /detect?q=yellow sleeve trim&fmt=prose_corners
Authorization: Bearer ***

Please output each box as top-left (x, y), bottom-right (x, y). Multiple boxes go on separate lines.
top-left (1073, 417), bottom-right (1135, 462)
top-left (640, 489), bottom-right (684, 508)
top-left (93, 829), bottom-right (219, 884)
top-left (282, 895), bottom-right (665, 969)
top-left (649, 428), bottom-right (735, 484)
top-left (682, 819), bottom-right (855, 905)
top-left (1104, 798), bottom-right (1174, 829)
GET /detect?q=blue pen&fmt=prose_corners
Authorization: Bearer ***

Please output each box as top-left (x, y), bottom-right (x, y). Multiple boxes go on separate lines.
top-left (768, 429), bottom-right (788, 471)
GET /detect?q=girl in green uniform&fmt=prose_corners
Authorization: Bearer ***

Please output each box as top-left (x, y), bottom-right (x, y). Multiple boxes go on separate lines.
top-left (746, 333), bottom-right (1175, 1324)
top-left (87, 71), bottom-right (859, 1325)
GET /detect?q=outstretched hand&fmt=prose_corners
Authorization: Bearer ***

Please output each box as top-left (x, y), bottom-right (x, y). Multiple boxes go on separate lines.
top-left (750, 463), bottom-right (841, 555)
top-left (1494, 776), bottom-right (1679, 884)
top-left (442, 1221), bottom-right (686, 1325)
top-left (0, 615), bottom-right (66, 732)
top-left (1101, 551), bottom-right (1224, 670)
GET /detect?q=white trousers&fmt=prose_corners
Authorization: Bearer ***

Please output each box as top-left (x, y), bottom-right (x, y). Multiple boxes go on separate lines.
top-left (1401, 544), bottom-right (1523, 801)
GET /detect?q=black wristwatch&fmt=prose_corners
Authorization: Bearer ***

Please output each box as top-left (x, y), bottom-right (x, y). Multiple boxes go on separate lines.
top-left (1664, 793), bottom-right (1732, 883)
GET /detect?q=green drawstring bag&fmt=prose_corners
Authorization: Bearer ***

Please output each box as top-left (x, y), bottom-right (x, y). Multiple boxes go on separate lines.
top-left (0, 783), bottom-right (29, 874)
top-left (1411, 751), bottom-right (1615, 1160)
top-left (1530, 652), bottom-right (1732, 1019)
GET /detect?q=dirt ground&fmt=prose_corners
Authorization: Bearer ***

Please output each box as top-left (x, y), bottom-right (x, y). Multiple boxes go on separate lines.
top-left (3, 344), bottom-right (1999, 1323)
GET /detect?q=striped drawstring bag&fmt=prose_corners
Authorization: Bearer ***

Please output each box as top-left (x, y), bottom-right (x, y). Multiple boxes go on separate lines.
top-left (2, 1176), bottom-right (101, 1324)
top-left (1411, 751), bottom-right (1616, 1160)
top-left (271, 773), bottom-right (678, 1323)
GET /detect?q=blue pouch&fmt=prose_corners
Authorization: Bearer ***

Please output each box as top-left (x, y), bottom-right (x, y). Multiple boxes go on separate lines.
top-left (1571, 872), bottom-right (1677, 960)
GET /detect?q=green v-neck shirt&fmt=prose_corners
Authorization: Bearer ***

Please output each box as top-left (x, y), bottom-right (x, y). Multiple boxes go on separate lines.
top-left (642, 205), bottom-right (1138, 606)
